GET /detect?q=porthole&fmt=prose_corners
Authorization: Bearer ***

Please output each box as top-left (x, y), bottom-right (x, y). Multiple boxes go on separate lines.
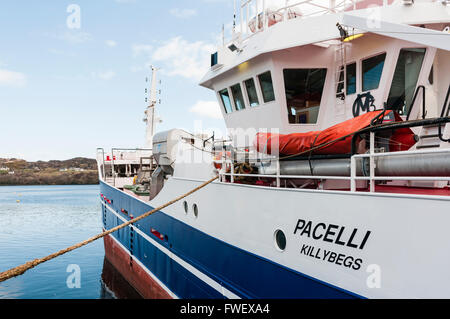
top-left (183, 201), bottom-right (188, 214)
top-left (192, 204), bottom-right (198, 218)
top-left (274, 229), bottom-right (287, 251)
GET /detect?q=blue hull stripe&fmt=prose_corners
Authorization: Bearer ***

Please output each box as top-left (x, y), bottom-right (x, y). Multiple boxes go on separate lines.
top-left (100, 181), bottom-right (363, 299)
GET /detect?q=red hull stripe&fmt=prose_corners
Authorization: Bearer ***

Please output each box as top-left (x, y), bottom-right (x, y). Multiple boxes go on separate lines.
top-left (103, 233), bottom-right (175, 299)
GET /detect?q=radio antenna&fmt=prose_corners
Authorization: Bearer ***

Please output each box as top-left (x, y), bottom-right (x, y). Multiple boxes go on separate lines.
top-left (143, 66), bottom-right (159, 148)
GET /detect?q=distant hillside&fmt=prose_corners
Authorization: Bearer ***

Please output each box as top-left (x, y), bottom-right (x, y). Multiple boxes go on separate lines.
top-left (0, 157), bottom-right (99, 186)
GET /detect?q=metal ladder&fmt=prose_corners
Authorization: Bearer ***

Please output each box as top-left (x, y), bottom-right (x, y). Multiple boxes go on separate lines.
top-left (334, 40), bottom-right (347, 102)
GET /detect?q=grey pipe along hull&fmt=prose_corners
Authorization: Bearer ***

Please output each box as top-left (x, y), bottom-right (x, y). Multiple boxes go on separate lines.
top-left (257, 152), bottom-right (450, 177)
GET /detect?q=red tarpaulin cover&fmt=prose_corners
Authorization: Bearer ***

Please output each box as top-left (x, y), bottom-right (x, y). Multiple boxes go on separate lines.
top-left (254, 110), bottom-right (416, 156)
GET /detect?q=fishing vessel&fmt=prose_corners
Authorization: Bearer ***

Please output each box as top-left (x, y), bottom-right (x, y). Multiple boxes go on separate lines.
top-left (97, 0), bottom-right (450, 298)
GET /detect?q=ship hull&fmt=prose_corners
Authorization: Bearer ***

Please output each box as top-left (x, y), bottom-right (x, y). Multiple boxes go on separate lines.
top-left (103, 233), bottom-right (173, 299)
top-left (100, 178), bottom-right (450, 299)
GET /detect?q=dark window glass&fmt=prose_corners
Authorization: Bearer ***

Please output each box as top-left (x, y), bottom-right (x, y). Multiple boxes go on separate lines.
top-left (428, 65), bottom-right (434, 85)
top-left (346, 63), bottom-right (357, 95)
top-left (258, 71), bottom-right (275, 103)
top-left (275, 230), bottom-right (286, 251)
top-left (387, 48), bottom-right (426, 115)
top-left (211, 52), bottom-right (218, 67)
top-left (336, 65), bottom-right (345, 99)
top-left (336, 63), bottom-right (357, 98)
top-left (230, 83), bottom-right (246, 110)
top-left (362, 53), bottom-right (386, 91)
top-left (219, 89), bottom-right (233, 114)
top-left (284, 68), bottom-right (327, 124)
top-left (244, 78), bottom-right (259, 107)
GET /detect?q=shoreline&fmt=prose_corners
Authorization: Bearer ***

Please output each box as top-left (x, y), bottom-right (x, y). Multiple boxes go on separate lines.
top-left (0, 183), bottom-right (100, 187)
top-left (0, 170), bottom-right (99, 186)
top-left (0, 158), bottom-right (99, 186)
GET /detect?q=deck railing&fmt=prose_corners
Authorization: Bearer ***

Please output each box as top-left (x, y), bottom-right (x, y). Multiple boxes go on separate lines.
top-left (350, 133), bottom-right (450, 192)
top-left (216, 133), bottom-right (450, 194)
top-left (96, 148), bottom-right (152, 186)
top-left (234, 0), bottom-right (363, 43)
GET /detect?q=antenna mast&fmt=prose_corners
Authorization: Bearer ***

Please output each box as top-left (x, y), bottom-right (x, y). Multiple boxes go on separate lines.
top-left (144, 66), bottom-right (159, 148)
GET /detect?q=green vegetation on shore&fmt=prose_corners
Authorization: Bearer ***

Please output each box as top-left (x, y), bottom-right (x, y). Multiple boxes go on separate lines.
top-left (0, 157), bottom-right (99, 186)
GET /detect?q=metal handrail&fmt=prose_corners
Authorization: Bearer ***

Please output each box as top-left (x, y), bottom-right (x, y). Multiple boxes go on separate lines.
top-left (96, 148), bottom-right (106, 181)
top-left (235, 0), bottom-right (363, 43)
top-left (219, 172), bottom-right (450, 181)
top-left (437, 85), bottom-right (450, 143)
top-left (218, 145), bottom-right (450, 192)
top-left (110, 148), bottom-right (153, 187)
top-left (440, 85), bottom-right (450, 118)
top-left (111, 147), bottom-right (152, 154)
top-left (350, 137), bottom-right (450, 192)
top-left (406, 85), bottom-right (426, 121)
top-left (350, 116), bottom-right (450, 155)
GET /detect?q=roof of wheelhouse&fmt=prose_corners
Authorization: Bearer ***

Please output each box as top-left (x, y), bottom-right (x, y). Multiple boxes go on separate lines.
top-left (199, 0), bottom-right (450, 89)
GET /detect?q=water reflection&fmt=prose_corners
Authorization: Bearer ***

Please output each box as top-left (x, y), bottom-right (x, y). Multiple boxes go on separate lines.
top-left (0, 185), bottom-right (143, 299)
top-left (100, 257), bottom-right (142, 299)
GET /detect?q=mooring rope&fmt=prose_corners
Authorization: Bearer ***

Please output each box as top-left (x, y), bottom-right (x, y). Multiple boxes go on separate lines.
top-left (0, 175), bottom-right (219, 283)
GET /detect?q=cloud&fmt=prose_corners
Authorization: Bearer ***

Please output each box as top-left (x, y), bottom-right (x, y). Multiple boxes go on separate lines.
top-left (130, 65), bottom-right (144, 73)
top-left (48, 49), bottom-right (77, 57)
top-left (132, 44), bottom-right (153, 57)
top-left (169, 8), bottom-right (197, 19)
top-left (43, 30), bottom-right (93, 44)
top-left (105, 40), bottom-right (117, 47)
top-left (131, 36), bottom-right (216, 81)
top-left (0, 69), bottom-right (27, 87)
top-left (151, 36), bottom-right (215, 81)
top-left (189, 100), bottom-right (222, 119)
top-left (59, 31), bottom-right (92, 44)
top-left (202, 0), bottom-right (231, 3)
top-left (92, 71), bottom-right (116, 80)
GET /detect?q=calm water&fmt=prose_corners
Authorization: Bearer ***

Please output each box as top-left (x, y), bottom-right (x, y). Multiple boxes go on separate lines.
top-left (0, 185), bottom-right (134, 299)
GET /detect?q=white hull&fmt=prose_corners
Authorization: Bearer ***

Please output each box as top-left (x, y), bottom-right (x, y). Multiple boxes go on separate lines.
top-left (147, 176), bottom-right (450, 298)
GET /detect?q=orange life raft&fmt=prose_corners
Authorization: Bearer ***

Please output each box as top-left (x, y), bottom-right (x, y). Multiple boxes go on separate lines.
top-left (254, 111), bottom-right (416, 156)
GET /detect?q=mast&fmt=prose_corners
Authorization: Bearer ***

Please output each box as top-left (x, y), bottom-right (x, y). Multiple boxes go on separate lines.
top-left (144, 66), bottom-right (158, 148)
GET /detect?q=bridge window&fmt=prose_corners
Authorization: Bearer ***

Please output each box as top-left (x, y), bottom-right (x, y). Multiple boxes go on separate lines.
top-left (362, 53), bottom-right (386, 92)
top-left (284, 68), bottom-right (327, 124)
top-left (347, 63), bottom-right (357, 95)
top-left (230, 83), bottom-right (246, 111)
top-left (211, 52), bottom-right (218, 67)
top-left (219, 88), bottom-right (233, 114)
top-left (387, 48), bottom-right (426, 116)
top-left (244, 78), bottom-right (259, 107)
top-left (258, 71), bottom-right (275, 103)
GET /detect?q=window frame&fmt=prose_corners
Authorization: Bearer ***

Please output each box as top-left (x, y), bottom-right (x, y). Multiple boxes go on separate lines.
top-left (257, 70), bottom-right (276, 104)
top-left (218, 88), bottom-right (233, 114)
top-left (243, 77), bottom-right (261, 108)
top-left (361, 51), bottom-right (387, 92)
top-left (229, 82), bottom-right (246, 111)
top-left (346, 62), bottom-right (357, 95)
top-left (386, 47), bottom-right (427, 117)
top-left (282, 67), bottom-right (328, 125)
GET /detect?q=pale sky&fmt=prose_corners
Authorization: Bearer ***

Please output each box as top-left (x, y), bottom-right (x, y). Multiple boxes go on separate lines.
top-left (0, 0), bottom-right (238, 161)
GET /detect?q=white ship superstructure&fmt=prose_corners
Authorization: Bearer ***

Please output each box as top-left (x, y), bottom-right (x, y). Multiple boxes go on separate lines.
top-left (97, 0), bottom-right (450, 298)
